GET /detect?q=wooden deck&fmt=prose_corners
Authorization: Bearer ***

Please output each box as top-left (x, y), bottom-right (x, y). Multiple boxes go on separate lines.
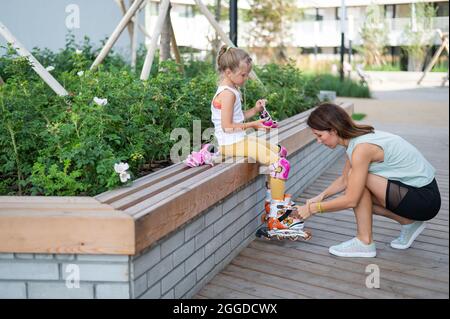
top-left (195, 131), bottom-right (449, 299)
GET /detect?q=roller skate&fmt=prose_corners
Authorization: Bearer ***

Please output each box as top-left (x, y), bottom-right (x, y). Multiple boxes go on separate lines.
top-left (260, 106), bottom-right (278, 128)
top-left (184, 144), bottom-right (219, 167)
top-left (256, 200), bottom-right (312, 241)
top-left (261, 189), bottom-right (294, 223)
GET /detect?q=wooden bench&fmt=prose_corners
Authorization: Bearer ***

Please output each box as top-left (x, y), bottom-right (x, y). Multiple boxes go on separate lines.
top-left (0, 102), bottom-right (353, 256)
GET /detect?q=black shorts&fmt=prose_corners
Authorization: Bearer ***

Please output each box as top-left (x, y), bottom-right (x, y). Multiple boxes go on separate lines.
top-left (386, 178), bottom-right (441, 221)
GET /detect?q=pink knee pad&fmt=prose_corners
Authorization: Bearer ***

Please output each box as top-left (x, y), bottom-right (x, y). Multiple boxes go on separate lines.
top-left (278, 145), bottom-right (288, 158)
top-left (270, 158), bottom-right (291, 180)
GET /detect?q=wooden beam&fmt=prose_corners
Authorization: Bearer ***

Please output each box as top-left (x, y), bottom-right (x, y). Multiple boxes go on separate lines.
top-left (115, 0), bottom-right (134, 40)
top-left (418, 36), bottom-right (449, 85)
top-left (91, 0), bottom-right (145, 70)
top-left (140, 0), bottom-right (171, 80)
top-left (0, 198), bottom-right (135, 254)
top-left (169, 15), bottom-right (184, 73)
top-left (0, 21), bottom-right (68, 96)
top-left (194, 0), bottom-right (260, 82)
top-left (130, 0), bottom-right (138, 71)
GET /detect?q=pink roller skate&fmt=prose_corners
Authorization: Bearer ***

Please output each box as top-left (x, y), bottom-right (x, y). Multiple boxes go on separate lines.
top-left (260, 107), bottom-right (279, 129)
top-left (184, 144), bottom-right (219, 168)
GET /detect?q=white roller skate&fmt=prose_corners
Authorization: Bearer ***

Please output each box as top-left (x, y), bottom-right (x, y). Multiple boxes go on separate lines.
top-left (256, 199), bottom-right (312, 241)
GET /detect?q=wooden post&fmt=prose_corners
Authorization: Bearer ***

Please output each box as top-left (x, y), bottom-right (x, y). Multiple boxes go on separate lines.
top-left (169, 17), bottom-right (184, 73)
top-left (116, 0), bottom-right (151, 43)
top-left (140, 0), bottom-right (171, 80)
top-left (194, 0), bottom-right (260, 82)
top-left (418, 31), bottom-right (449, 85)
top-left (115, 0), bottom-right (134, 40)
top-left (0, 75), bottom-right (4, 85)
top-left (160, 4), bottom-right (172, 61)
top-left (0, 21), bottom-right (68, 96)
top-left (91, 0), bottom-right (144, 70)
top-left (130, 0), bottom-right (138, 71)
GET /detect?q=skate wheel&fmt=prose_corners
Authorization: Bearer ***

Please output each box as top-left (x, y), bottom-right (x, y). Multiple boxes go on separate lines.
top-left (304, 231), bottom-right (312, 241)
top-left (261, 213), bottom-right (267, 223)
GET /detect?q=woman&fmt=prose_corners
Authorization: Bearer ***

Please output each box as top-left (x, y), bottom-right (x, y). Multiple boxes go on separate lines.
top-left (295, 103), bottom-right (441, 258)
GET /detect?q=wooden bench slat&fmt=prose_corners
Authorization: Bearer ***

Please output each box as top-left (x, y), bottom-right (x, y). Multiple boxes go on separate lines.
top-left (0, 196), bottom-right (98, 203)
top-left (110, 165), bottom-right (211, 210)
top-left (0, 202), bottom-right (115, 211)
top-left (94, 163), bottom-right (187, 204)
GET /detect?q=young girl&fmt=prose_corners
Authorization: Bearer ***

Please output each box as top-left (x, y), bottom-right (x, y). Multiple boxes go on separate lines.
top-left (211, 45), bottom-right (300, 236)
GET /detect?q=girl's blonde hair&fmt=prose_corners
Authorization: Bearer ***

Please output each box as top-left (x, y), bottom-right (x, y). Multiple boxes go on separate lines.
top-left (216, 45), bottom-right (252, 73)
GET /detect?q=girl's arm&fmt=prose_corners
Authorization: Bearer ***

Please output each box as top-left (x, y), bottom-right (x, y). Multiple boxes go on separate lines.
top-left (243, 99), bottom-right (266, 120)
top-left (308, 144), bottom-right (372, 214)
top-left (220, 91), bottom-right (265, 132)
top-left (243, 107), bottom-right (258, 120)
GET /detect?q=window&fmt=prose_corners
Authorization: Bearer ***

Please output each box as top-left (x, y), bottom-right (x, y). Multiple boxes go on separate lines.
top-left (385, 4), bottom-right (396, 18)
top-left (180, 5), bottom-right (194, 18)
top-left (435, 2), bottom-right (449, 17)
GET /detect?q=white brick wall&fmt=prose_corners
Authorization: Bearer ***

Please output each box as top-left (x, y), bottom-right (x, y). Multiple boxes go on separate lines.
top-left (0, 253), bottom-right (131, 299)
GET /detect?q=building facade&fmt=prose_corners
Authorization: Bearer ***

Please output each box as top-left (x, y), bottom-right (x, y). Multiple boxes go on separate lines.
top-left (0, 0), bottom-right (448, 67)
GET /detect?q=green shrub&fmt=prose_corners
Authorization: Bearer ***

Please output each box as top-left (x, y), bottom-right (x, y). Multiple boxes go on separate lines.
top-left (0, 39), bottom-right (321, 196)
top-left (307, 73), bottom-right (371, 98)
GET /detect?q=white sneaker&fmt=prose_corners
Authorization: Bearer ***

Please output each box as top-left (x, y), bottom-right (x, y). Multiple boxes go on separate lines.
top-left (390, 221), bottom-right (426, 249)
top-left (329, 237), bottom-right (377, 258)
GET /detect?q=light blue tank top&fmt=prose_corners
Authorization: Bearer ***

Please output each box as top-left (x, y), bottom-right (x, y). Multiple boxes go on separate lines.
top-left (346, 130), bottom-right (435, 188)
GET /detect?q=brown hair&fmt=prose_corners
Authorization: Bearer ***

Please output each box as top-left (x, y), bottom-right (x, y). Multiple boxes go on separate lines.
top-left (307, 103), bottom-right (374, 139)
top-left (216, 45), bottom-right (252, 74)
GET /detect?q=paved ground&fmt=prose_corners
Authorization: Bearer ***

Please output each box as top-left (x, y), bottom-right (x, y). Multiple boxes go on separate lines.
top-left (194, 81), bottom-right (449, 299)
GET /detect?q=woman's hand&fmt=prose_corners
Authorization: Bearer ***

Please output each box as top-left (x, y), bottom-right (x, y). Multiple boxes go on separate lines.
top-left (293, 204), bottom-right (312, 221)
top-left (254, 99), bottom-right (267, 113)
top-left (306, 193), bottom-right (325, 207)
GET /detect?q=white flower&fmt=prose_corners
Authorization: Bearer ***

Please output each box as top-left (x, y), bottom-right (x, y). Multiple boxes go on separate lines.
top-left (77, 71), bottom-right (84, 76)
top-left (93, 97), bottom-right (108, 106)
top-left (46, 66), bottom-right (55, 72)
top-left (75, 49), bottom-right (83, 54)
top-left (114, 162), bottom-right (131, 183)
top-left (114, 162), bottom-right (129, 174)
top-left (119, 171), bottom-right (131, 183)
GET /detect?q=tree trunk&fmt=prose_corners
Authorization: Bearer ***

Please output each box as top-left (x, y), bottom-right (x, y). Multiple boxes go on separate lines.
top-left (211, 0), bottom-right (222, 64)
top-left (130, 0), bottom-right (137, 72)
top-left (160, 4), bottom-right (172, 61)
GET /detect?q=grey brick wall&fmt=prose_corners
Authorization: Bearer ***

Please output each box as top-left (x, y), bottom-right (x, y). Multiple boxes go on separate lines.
top-left (0, 253), bottom-right (131, 299)
top-left (0, 141), bottom-right (343, 299)
top-left (131, 141), bottom-right (344, 299)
